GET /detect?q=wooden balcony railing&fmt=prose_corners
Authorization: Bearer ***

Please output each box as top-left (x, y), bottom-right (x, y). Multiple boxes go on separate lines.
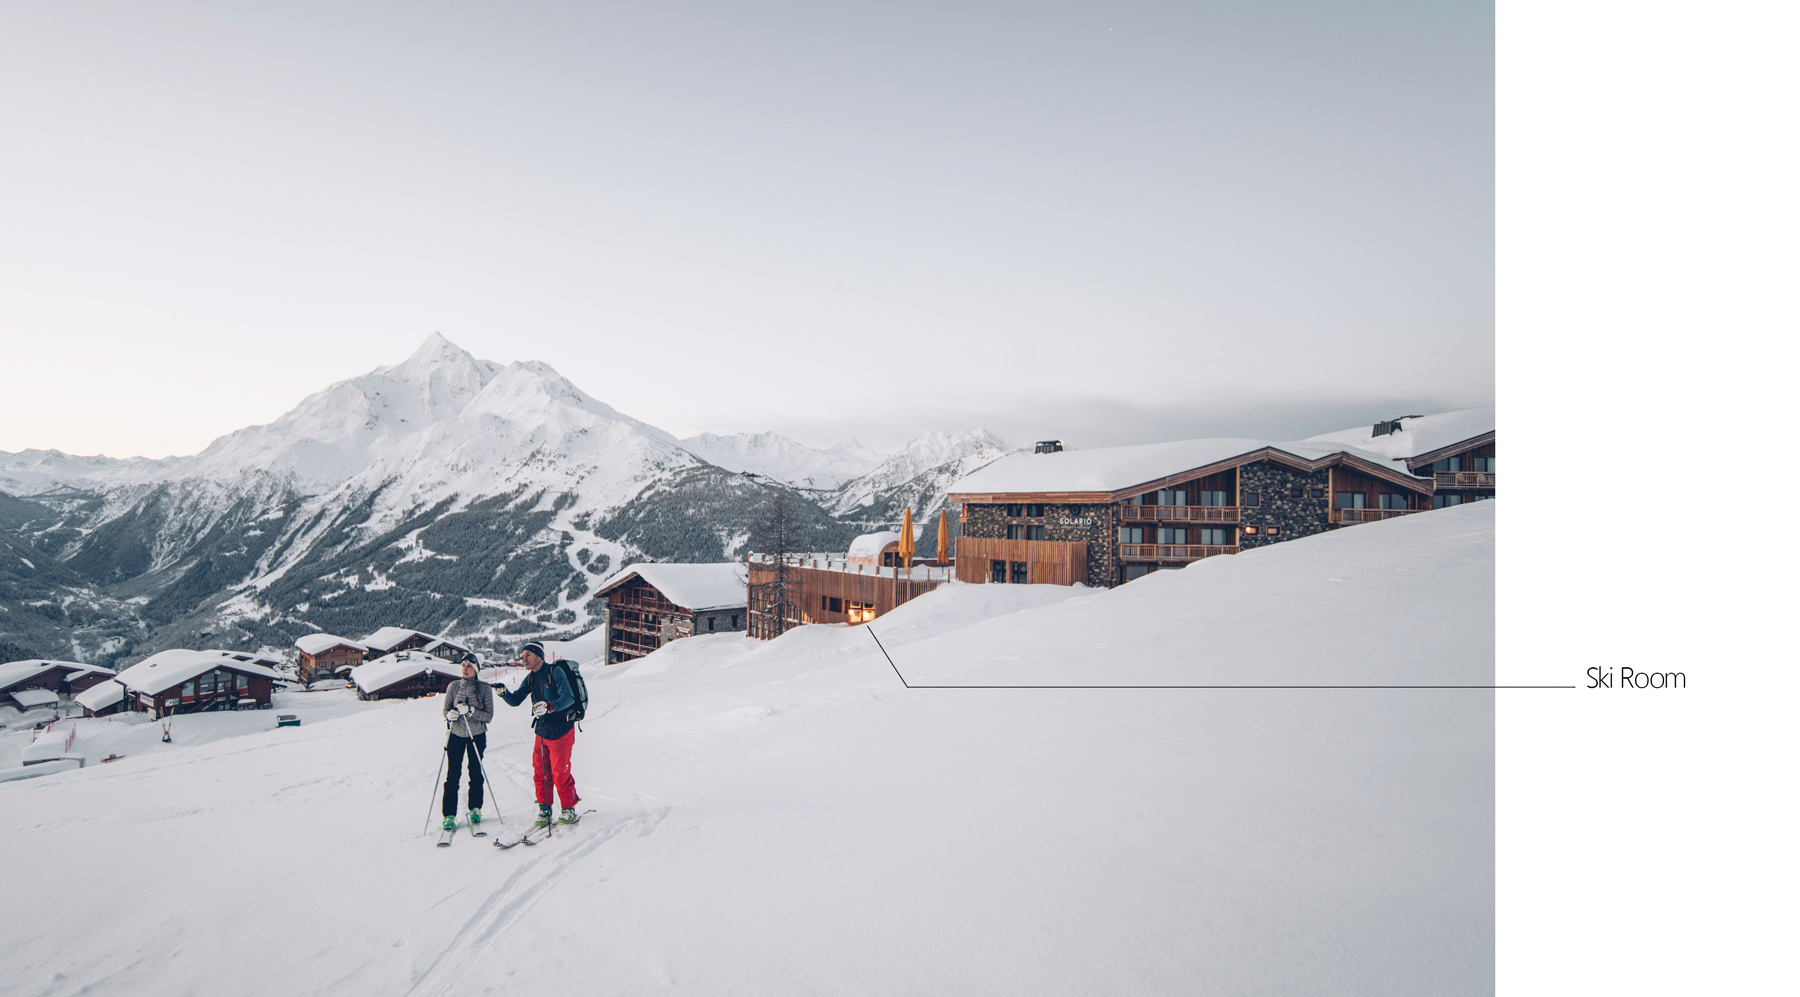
top-left (1118, 543), bottom-right (1239, 561)
top-left (1332, 508), bottom-right (1423, 525)
top-left (1120, 505), bottom-right (1240, 523)
top-left (1434, 471), bottom-right (1496, 489)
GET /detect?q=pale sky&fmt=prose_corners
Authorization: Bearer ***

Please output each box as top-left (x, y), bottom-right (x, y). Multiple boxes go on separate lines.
top-left (0, 2), bottom-right (1492, 457)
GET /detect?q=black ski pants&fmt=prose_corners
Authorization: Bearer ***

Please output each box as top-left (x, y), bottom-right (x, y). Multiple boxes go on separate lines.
top-left (442, 732), bottom-right (486, 816)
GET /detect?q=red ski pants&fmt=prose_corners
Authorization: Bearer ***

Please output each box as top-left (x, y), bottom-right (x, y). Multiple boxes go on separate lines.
top-left (532, 730), bottom-right (578, 809)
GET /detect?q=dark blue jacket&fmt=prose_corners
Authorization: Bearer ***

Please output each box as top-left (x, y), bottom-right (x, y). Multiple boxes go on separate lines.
top-left (500, 663), bottom-right (576, 740)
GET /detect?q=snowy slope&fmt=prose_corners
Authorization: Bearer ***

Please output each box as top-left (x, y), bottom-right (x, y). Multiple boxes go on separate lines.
top-left (0, 502), bottom-right (1493, 995)
top-left (678, 431), bottom-right (884, 489)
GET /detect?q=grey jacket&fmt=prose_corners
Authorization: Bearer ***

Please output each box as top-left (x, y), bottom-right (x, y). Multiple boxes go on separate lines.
top-left (443, 678), bottom-right (495, 738)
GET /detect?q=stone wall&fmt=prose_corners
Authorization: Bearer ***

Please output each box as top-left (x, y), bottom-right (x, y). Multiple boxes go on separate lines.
top-left (692, 608), bottom-right (746, 635)
top-left (958, 502), bottom-right (1114, 586)
top-left (1237, 461), bottom-right (1335, 550)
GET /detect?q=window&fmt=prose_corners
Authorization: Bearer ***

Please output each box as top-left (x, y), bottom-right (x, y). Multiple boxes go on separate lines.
top-left (1124, 565), bottom-right (1153, 582)
top-left (1122, 495), bottom-right (1143, 505)
top-left (991, 559), bottom-right (1008, 583)
top-left (1379, 493), bottom-right (1410, 510)
top-left (1243, 491), bottom-right (1261, 507)
top-left (1025, 525), bottom-right (1045, 541)
top-left (1434, 456), bottom-right (1463, 473)
top-left (731, 614), bottom-right (740, 629)
top-left (1334, 492), bottom-right (1365, 510)
top-left (1157, 527), bottom-right (1187, 544)
top-left (708, 616), bottom-right (717, 632)
top-left (1006, 503), bottom-right (1024, 516)
top-left (198, 672), bottom-right (215, 695)
top-left (1155, 489), bottom-right (1187, 506)
top-left (1006, 524), bottom-right (1024, 540)
top-left (1119, 525), bottom-right (1145, 544)
top-left (1198, 528), bottom-right (1230, 546)
top-left (829, 596), bottom-right (843, 613)
top-left (847, 601), bottom-right (875, 623)
top-left (1433, 494), bottom-right (1464, 509)
top-left (1266, 525), bottom-right (1280, 536)
top-left (1289, 486), bottom-right (1305, 498)
top-left (237, 673), bottom-right (248, 690)
top-left (1308, 487), bottom-right (1325, 499)
top-left (1198, 490), bottom-right (1228, 507)
top-left (181, 681), bottom-right (196, 698)
top-left (1474, 493), bottom-right (1492, 501)
top-left (1243, 526), bottom-right (1258, 535)
top-left (1473, 456), bottom-right (1495, 472)
top-left (1025, 503), bottom-right (1045, 517)
top-left (1010, 561), bottom-right (1029, 584)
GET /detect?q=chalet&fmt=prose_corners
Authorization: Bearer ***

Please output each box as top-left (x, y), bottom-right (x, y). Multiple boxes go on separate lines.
top-left (350, 651), bottom-right (461, 701)
top-left (1302, 407), bottom-right (1496, 508)
top-left (0, 659), bottom-right (118, 709)
top-left (294, 634), bottom-right (368, 685)
top-left (746, 533), bottom-right (954, 639)
top-left (946, 436), bottom-right (1443, 586)
top-left (356, 627), bottom-right (471, 662)
top-left (109, 649), bottom-right (283, 718)
top-left (594, 563), bottom-right (749, 664)
top-left (73, 679), bottom-right (128, 717)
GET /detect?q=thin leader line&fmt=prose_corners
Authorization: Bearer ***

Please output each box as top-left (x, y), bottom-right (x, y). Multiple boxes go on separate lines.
top-left (863, 626), bottom-right (1569, 691)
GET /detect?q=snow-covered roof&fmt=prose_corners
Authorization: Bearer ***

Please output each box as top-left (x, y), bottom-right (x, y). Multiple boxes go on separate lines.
top-left (422, 637), bottom-right (471, 657)
top-left (0, 659), bottom-right (109, 691)
top-left (350, 652), bottom-right (462, 695)
top-left (1303, 407), bottom-right (1495, 464)
top-left (597, 562), bottom-right (748, 612)
top-left (948, 438), bottom-right (1408, 497)
top-left (113, 649), bottom-right (285, 697)
top-left (9, 688), bottom-right (58, 709)
top-left (295, 633), bottom-right (367, 656)
top-left (848, 532), bottom-right (902, 562)
top-left (359, 627), bottom-right (433, 653)
top-left (75, 680), bottom-right (125, 712)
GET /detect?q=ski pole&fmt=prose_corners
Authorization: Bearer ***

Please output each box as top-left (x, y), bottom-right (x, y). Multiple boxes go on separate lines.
top-left (422, 738), bottom-right (448, 837)
top-left (461, 708), bottom-right (503, 824)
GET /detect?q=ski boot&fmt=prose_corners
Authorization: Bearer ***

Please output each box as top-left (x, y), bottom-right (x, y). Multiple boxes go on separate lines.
top-left (533, 803), bottom-right (554, 828)
top-left (467, 808), bottom-right (481, 825)
top-left (558, 808), bottom-right (581, 825)
top-left (442, 816), bottom-right (455, 831)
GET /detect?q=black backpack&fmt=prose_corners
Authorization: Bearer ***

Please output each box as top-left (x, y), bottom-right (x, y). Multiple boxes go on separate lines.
top-left (550, 659), bottom-right (588, 724)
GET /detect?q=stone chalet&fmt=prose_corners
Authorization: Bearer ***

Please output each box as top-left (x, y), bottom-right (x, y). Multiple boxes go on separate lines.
top-left (947, 409), bottom-right (1495, 587)
top-left (593, 563), bottom-right (749, 664)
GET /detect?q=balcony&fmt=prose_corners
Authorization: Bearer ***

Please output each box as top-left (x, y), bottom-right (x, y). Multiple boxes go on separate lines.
top-left (1332, 508), bottom-right (1423, 525)
top-left (1119, 505), bottom-right (1240, 524)
top-left (1434, 471), bottom-right (1496, 490)
top-left (1118, 543), bottom-right (1239, 561)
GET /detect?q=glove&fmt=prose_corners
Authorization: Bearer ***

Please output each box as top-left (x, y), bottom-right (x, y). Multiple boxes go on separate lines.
top-left (531, 701), bottom-right (551, 718)
top-left (455, 703), bottom-right (472, 717)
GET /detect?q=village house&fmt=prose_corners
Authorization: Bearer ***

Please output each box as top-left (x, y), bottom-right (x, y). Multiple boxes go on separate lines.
top-left (101, 649), bottom-right (284, 718)
top-left (357, 627), bottom-right (471, 662)
top-left (350, 651), bottom-right (461, 701)
top-left (746, 530), bottom-right (954, 639)
top-left (593, 563), bottom-right (749, 664)
top-left (946, 435), bottom-right (1451, 586)
top-left (0, 659), bottom-right (118, 712)
top-left (294, 634), bottom-right (368, 685)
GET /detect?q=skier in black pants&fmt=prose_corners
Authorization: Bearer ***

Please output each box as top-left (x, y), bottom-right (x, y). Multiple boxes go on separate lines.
top-left (441, 655), bottom-right (494, 830)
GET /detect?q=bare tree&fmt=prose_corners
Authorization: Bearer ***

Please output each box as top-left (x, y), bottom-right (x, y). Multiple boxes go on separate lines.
top-left (747, 490), bottom-right (806, 639)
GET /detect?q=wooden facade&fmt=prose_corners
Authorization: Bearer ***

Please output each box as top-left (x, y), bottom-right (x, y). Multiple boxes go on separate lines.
top-left (597, 573), bottom-right (748, 665)
top-left (952, 537), bottom-right (1088, 586)
top-left (747, 556), bottom-right (951, 638)
top-left (298, 643), bottom-right (363, 685)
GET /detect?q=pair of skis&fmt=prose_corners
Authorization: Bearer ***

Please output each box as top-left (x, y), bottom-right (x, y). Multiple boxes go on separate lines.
top-left (492, 809), bottom-right (596, 849)
top-left (437, 821), bottom-right (490, 847)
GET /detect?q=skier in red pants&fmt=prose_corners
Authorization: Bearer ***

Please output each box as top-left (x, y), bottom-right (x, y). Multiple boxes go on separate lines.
top-left (497, 641), bottom-right (580, 827)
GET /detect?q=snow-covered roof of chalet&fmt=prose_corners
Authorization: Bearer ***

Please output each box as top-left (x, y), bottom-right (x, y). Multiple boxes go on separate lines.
top-left (295, 633), bottom-right (367, 656)
top-left (350, 651), bottom-right (462, 695)
top-left (422, 637), bottom-right (471, 657)
top-left (847, 532), bottom-right (902, 561)
top-left (948, 437), bottom-right (1420, 500)
top-left (1303, 407), bottom-right (1495, 465)
top-left (0, 659), bottom-right (114, 691)
top-left (75, 680), bottom-right (125, 712)
top-left (359, 627), bottom-right (434, 653)
top-left (9, 688), bottom-right (58, 709)
top-left (113, 650), bottom-right (284, 697)
top-left (595, 562), bottom-right (749, 613)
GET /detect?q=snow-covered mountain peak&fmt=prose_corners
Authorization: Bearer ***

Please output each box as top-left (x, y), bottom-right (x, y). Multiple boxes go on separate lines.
top-left (678, 431), bottom-right (887, 490)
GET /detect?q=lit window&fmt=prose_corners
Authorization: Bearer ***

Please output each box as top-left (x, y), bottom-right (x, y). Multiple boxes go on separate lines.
top-left (1243, 526), bottom-right (1258, 535)
top-left (1267, 526), bottom-right (1281, 536)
